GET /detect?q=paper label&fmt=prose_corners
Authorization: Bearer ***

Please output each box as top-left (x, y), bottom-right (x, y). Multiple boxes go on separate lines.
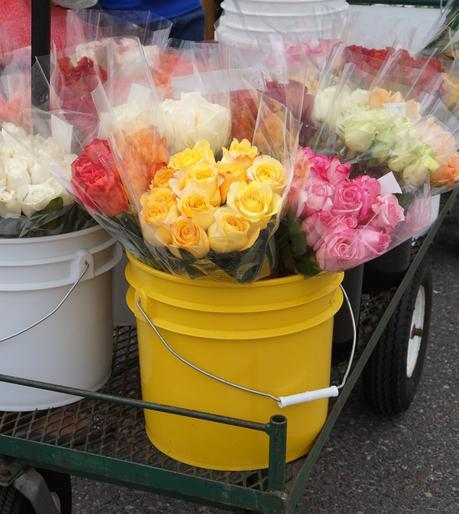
top-left (384, 102), bottom-right (406, 117)
top-left (51, 115), bottom-right (73, 154)
top-left (378, 172), bottom-right (403, 196)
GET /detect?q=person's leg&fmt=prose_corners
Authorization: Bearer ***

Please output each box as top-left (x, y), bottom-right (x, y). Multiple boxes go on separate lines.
top-left (169, 7), bottom-right (205, 42)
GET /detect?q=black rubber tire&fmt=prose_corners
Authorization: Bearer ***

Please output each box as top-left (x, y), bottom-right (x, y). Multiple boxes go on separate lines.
top-left (0, 486), bottom-right (34, 514)
top-left (0, 470), bottom-right (71, 514)
top-left (362, 257), bottom-right (433, 415)
top-left (38, 469), bottom-right (72, 514)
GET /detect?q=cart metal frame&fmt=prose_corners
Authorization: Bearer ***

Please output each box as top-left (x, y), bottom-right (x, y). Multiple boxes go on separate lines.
top-left (0, 189), bottom-right (456, 513)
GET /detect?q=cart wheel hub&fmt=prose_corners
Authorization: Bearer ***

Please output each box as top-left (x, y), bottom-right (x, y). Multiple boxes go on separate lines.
top-left (406, 285), bottom-right (426, 378)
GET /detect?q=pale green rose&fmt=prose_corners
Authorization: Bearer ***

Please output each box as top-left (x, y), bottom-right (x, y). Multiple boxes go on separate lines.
top-left (402, 154), bottom-right (440, 186)
top-left (371, 128), bottom-right (397, 161)
top-left (344, 119), bottom-right (376, 153)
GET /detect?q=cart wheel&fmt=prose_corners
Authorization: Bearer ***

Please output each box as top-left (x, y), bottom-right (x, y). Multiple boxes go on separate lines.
top-left (0, 486), bottom-right (34, 514)
top-left (362, 259), bottom-right (433, 415)
top-left (38, 469), bottom-right (72, 514)
top-left (0, 470), bottom-right (71, 514)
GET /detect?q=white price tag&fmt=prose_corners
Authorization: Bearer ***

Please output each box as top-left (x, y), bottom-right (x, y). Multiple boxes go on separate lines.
top-left (51, 115), bottom-right (73, 154)
top-left (384, 102), bottom-right (407, 117)
top-left (378, 172), bottom-right (403, 196)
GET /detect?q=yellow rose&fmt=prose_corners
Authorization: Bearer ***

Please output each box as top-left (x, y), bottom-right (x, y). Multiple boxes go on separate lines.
top-left (168, 140), bottom-right (216, 170)
top-left (170, 217), bottom-right (210, 258)
top-left (227, 138), bottom-right (258, 159)
top-left (140, 202), bottom-right (178, 246)
top-left (177, 188), bottom-right (217, 230)
top-left (247, 155), bottom-right (287, 194)
top-left (140, 187), bottom-right (176, 208)
top-left (193, 140), bottom-right (216, 164)
top-left (227, 181), bottom-right (282, 228)
top-left (221, 138), bottom-right (259, 172)
top-left (152, 167), bottom-right (174, 188)
top-left (168, 148), bottom-right (202, 170)
top-left (216, 161), bottom-right (247, 203)
top-left (185, 162), bottom-right (221, 206)
top-left (208, 207), bottom-right (260, 253)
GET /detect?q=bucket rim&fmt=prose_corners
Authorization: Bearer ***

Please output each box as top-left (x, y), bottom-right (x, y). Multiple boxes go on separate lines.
top-left (127, 251), bottom-right (338, 288)
top-left (0, 225), bottom-right (106, 245)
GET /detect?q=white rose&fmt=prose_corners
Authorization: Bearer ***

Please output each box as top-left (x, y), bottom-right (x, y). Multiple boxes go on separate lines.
top-left (312, 87), bottom-right (343, 124)
top-left (21, 183), bottom-right (60, 217)
top-left (5, 158), bottom-right (31, 194)
top-left (46, 178), bottom-right (73, 206)
top-left (60, 154), bottom-right (77, 182)
top-left (30, 161), bottom-right (52, 184)
top-left (0, 166), bottom-right (6, 189)
top-left (0, 189), bottom-right (21, 218)
top-left (2, 122), bottom-right (27, 140)
top-left (161, 92), bottom-right (231, 154)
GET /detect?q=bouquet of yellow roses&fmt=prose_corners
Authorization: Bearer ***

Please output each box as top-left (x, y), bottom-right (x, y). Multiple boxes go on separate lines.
top-left (89, 40), bottom-right (300, 281)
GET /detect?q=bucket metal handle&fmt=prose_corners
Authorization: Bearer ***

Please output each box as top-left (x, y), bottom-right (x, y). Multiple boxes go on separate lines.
top-left (136, 284), bottom-right (356, 408)
top-left (0, 260), bottom-right (89, 344)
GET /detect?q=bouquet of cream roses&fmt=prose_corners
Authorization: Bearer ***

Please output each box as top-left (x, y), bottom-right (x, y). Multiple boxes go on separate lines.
top-left (0, 121), bottom-right (94, 238)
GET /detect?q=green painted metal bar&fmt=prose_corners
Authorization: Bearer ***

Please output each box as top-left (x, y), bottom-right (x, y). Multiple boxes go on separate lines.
top-left (287, 189), bottom-right (458, 513)
top-left (267, 416), bottom-right (288, 493)
top-left (0, 374), bottom-right (267, 433)
top-left (0, 439), bottom-right (286, 513)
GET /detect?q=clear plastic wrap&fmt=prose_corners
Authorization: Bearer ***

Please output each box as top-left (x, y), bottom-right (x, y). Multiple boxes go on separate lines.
top-left (96, 40), bottom-right (301, 281)
top-left (0, 117), bottom-right (93, 239)
top-left (278, 146), bottom-right (430, 275)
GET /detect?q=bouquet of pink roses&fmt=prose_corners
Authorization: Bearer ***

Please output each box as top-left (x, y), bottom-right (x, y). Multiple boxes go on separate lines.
top-left (278, 147), bottom-right (416, 274)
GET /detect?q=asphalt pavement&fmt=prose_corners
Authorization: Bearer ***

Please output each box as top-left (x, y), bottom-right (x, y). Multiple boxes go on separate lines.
top-left (72, 227), bottom-right (459, 513)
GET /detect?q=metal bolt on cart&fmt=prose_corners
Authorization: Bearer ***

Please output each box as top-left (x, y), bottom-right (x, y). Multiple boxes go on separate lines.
top-left (0, 1), bottom-right (457, 512)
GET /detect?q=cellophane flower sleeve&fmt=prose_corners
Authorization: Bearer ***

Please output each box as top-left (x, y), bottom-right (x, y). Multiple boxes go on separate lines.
top-left (29, 104), bottom-right (159, 264)
top-left (276, 44), bottom-right (457, 275)
top-left (112, 40), bottom-right (302, 281)
top-left (0, 112), bottom-right (94, 238)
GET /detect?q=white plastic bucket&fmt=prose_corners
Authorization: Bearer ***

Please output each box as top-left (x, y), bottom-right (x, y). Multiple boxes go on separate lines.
top-left (216, 21), bottom-right (335, 45)
top-left (220, 9), bottom-right (347, 32)
top-left (222, 0), bottom-right (347, 16)
top-left (415, 194), bottom-right (441, 239)
top-left (0, 226), bottom-right (122, 411)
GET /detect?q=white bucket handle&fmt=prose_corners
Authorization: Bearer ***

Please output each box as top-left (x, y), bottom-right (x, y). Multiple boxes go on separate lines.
top-left (136, 284), bottom-right (356, 408)
top-left (0, 259), bottom-right (90, 344)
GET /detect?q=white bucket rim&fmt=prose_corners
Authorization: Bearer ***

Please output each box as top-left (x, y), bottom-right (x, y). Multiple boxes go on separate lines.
top-left (222, 3), bottom-right (346, 17)
top-left (0, 224), bottom-right (105, 245)
top-left (220, 19), bottom-right (334, 33)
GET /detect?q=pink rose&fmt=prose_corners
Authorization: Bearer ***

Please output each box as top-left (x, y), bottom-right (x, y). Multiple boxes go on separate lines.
top-left (352, 175), bottom-right (381, 223)
top-left (316, 228), bottom-right (366, 271)
top-left (303, 211), bottom-right (358, 251)
top-left (332, 182), bottom-right (364, 216)
top-left (316, 226), bottom-right (391, 272)
top-left (326, 157), bottom-right (351, 184)
top-left (299, 176), bottom-right (335, 218)
top-left (303, 147), bottom-right (350, 184)
top-left (370, 194), bottom-right (405, 233)
top-left (358, 226), bottom-right (391, 257)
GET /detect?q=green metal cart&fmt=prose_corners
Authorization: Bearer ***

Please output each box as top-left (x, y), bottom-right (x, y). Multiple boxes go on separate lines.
top-left (1, 187), bottom-right (456, 513)
top-left (1, 0), bottom-right (456, 511)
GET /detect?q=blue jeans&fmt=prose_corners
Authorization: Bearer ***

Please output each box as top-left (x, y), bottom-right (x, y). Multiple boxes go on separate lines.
top-left (169, 7), bottom-right (205, 42)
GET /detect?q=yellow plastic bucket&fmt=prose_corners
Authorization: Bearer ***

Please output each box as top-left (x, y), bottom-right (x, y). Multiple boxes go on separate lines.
top-left (126, 253), bottom-right (343, 471)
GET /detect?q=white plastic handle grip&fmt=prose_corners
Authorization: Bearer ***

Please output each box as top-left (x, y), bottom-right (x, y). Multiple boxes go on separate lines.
top-left (277, 386), bottom-right (339, 408)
